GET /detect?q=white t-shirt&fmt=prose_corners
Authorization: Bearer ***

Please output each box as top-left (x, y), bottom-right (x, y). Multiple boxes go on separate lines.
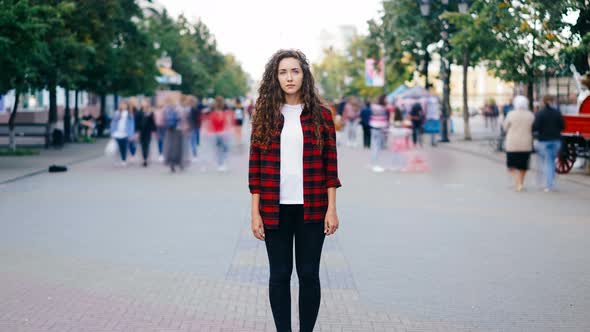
top-left (113, 110), bottom-right (128, 138)
top-left (280, 104), bottom-right (304, 204)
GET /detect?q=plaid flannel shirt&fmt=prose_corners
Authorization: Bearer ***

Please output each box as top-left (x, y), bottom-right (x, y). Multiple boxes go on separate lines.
top-left (248, 107), bottom-right (342, 229)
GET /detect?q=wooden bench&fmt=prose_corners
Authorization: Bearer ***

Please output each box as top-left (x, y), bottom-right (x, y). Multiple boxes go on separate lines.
top-left (0, 123), bottom-right (50, 148)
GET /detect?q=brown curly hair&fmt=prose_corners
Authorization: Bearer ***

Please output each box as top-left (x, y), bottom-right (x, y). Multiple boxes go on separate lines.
top-left (252, 49), bottom-right (330, 150)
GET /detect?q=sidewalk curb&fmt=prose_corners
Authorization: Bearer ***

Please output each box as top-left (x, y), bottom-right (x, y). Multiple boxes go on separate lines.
top-left (0, 152), bottom-right (104, 186)
top-left (441, 144), bottom-right (590, 188)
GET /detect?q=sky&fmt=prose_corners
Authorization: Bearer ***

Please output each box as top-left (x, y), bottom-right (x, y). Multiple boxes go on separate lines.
top-left (161, 0), bottom-right (383, 81)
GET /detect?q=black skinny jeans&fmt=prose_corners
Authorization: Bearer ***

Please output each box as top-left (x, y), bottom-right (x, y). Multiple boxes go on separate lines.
top-left (139, 135), bottom-right (152, 162)
top-left (264, 204), bottom-right (326, 332)
top-left (362, 124), bottom-right (371, 148)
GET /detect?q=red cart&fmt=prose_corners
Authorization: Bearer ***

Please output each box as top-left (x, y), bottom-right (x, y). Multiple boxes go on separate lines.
top-left (556, 97), bottom-right (590, 174)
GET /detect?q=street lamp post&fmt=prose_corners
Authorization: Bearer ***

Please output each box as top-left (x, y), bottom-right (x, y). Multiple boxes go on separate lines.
top-left (419, 0), bottom-right (469, 143)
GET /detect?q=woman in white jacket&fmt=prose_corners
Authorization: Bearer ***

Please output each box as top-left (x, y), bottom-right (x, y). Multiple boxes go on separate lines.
top-left (503, 95), bottom-right (535, 192)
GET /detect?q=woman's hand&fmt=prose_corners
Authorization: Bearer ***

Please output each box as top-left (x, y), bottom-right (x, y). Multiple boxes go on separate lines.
top-left (251, 213), bottom-right (265, 241)
top-left (324, 207), bottom-right (339, 236)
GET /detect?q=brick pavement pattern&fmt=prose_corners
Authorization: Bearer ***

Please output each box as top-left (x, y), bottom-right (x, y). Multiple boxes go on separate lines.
top-left (1, 130), bottom-right (589, 331)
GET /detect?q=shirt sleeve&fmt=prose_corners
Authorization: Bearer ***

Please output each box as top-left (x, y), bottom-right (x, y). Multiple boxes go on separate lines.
top-left (322, 109), bottom-right (342, 189)
top-left (248, 131), bottom-right (262, 194)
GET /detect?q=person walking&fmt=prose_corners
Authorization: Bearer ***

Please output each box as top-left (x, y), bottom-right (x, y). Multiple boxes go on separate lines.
top-left (369, 95), bottom-right (390, 172)
top-left (343, 96), bottom-right (361, 147)
top-left (189, 97), bottom-right (204, 162)
top-left (109, 101), bottom-right (135, 167)
top-left (163, 101), bottom-right (184, 172)
top-left (360, 99), bottom-right (372, 149)
top-left (233, 98), bottom-right (245, 147)
top-left (249, 49), bottom-right (341, 332)
top-left (154, 104), bottom-right (167, 162)
top-left (135, 101), bottom-right (157, 167)
top-left (424, 95), bottom-right (440, 147)
top-left (409, 102), bottom-right (425, 147)
top-left (533, 96), bottom-right (564, 192)
top-left (503, 95), bottom-right (535, 192)
top-left (208, 96), bottom-right (232, 171)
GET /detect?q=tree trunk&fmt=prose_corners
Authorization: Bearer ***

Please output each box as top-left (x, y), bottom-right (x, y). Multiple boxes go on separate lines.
top-left (527, 79), bottom-right (534, 111)
top-left (48, 82), bottom-right (58, 148)
top-left (556, 76), bottom-right (560, 112)
top-left (64, 89), bottom-right (71, 142)
top-left (8, 92), bottom-right (20, 151)
top-left (440, 58), bottom-right (451, 142)
top-left (462, 49), bottom-right (471, 140)
top-left (73, 90), bottom-right (79, 141)
top-left (99, 94), bottom-right (106, 137)
top-left (424, 50), bottom-right (430, 89)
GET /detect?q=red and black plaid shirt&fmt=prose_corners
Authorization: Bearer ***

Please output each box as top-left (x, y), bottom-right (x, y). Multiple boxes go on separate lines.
top-left (248, 107), bottom-right (342, 229)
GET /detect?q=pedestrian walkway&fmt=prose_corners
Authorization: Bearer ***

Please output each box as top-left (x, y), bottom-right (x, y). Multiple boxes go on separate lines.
top-left (1, 134), bottom-right (589, 331)
top-left (0, 139), bottom-right (107, 184)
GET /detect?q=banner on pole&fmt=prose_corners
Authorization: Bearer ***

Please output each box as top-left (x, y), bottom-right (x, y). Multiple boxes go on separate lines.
top-left (365, 58), bottom-right (385, 87)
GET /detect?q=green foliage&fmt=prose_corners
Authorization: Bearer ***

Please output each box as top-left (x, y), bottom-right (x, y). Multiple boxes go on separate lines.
top-left (146, 12), bottom-right (245, 97)
top-left (0, 148), bottom-right (40, 156)
top-left (313, 47), bottom-right (348, 101)
top-left (0, 0), bottom-right (47, 95)
top-left (212, 54), bottom-right (249, 98)
top-left (0, 1), bottom-right (250, 108)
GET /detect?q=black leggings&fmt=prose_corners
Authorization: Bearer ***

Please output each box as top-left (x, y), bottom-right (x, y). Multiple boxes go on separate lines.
top-left (264, 205), bottom-right (326, 332)
top-left (140, 136), bottom-right (151, 162)
top-left (362, 124), bottom-right (371, 148)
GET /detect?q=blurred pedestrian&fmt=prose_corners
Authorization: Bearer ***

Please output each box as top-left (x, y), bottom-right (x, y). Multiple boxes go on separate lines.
top-left (424, 95), bottom-right (440, 147)
top-left (533, 95), bottom-right (564, 192)
top-left (135, 100), bottom-right (156, 167)
top-left (189, 96), bottom-right (204, 162)
top-left (503, 95), bottom-right (535, 192)
top-left (154, 103), bottom-right (167, 162)
top-left (409, 102), bottom-right (425, 147)
top-left (109, 101), bottom-right (135, 167)
top-left (369, 95), bottom-right (389, 172)
top-left (163, 101), bottom-right (183, 172)
top-left (360, 99), bottom-right (372, 149)
top-left (128, 100), bottom-right (139, 161)
top-left (249, 49), bottom-right (341, 332)
top-left (208, 96), bottom-right (231, 171)
top-left (233, 98), bottom-right (245, 147)
top-left (343, 96), bottom-right (361, 147)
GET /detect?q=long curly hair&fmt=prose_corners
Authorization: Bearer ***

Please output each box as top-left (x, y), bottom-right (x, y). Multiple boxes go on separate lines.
top-left (252, 49), bottom-right (329, 150)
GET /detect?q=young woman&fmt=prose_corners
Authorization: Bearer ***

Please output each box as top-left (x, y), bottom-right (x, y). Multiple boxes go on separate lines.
top-left (110, 101), bottom-right (135, 167)
top-left (135, 100), bottom-right (157, 167)
top-left (208, 96), bottom-right (232, 171)
top-left (249, 49), bottom-right (342, 332)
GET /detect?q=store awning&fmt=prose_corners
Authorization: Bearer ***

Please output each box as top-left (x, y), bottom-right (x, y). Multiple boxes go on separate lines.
top-left (156, 67), bottom-right (182, 85)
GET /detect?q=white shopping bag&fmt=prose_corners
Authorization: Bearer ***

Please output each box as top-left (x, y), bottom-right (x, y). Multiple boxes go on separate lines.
top-left (104, 139), bottom-right (118, 157)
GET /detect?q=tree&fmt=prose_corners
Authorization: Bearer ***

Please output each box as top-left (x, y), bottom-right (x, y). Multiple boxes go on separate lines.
top-left (212, 54), bottom-right (249, 98)
top-left (28, 0), bottom-right (83, 138)
top-left (381, 0), bottom-right (448, 88)
top-left (146, 12), bottom-right (227, 97)
top-left (78, 0), bottom-right (157, 122)
top-left (473, 1), bottom-right (564, 109)
top-left (444, 2), bottom-right (495, 140)
top-left (0, 0), bottom-right (46, 150)
top-left (313, 47), bottom-right (348, 101)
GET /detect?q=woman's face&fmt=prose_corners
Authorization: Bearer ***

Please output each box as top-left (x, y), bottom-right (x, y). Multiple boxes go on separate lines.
top-left (278, 57), bottom-right (303, 98)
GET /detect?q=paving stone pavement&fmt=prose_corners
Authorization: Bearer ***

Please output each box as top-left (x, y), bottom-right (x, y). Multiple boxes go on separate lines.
top-left (0, 244), bottom-right (486, 332)
top-left (1, 129), bottom-right (589, 331)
